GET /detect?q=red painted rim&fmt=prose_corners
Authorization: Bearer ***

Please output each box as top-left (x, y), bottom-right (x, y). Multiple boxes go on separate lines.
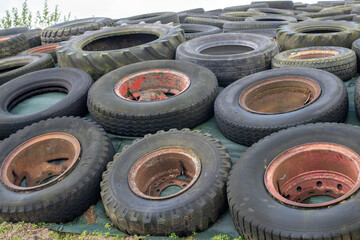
top-left (114, 69), bottom-right (191, 102)
top-left (264, 143), bottom-right (360, 208)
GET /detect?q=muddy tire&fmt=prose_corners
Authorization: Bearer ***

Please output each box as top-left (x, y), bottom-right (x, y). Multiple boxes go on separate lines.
top-left (228, 123), bottom-right (360, 240)
top-left (223, 21), bottom-right (288, 31)
top-left (0, 68), bottom-right (93, 139)
top-left (177, 24), bottom-right (222, 40)
top-left (214, 67), bottom-right (348, 146)
top-left (41, 17), bottom-right (113, 44)
top-left (0, 34), bottom-right (29, 59)
top-left (0, 117), bottom-right (114, 223)
top-left (56, 24), bottom-right (185, 80)
top-left (183, 17), bottom-right (230, 29)
top-left (176, 33), bottom-right (279, 86)
top-left (116, 12), bottom-right (179, 24)
top-left (101, 129), bottom-right (231, 236)
top-left (87, 60), bottom-right (218, 136)
top-left (272, 46), bottom-right (357, 81)
top-left (0, 53), bottom-right (55, 85)
top-left (277, 21), bottom-right (360, 50)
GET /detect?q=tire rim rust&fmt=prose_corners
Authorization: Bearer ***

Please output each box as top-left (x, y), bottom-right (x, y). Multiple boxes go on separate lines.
top-left (1, 133), bottom-right (81, 192)
top-left (128, 147), bottom-right (201, 200)
top-left (288, 49), bottom-right (340, 59)
top-left (0, 37), bottom-right (10, 42)
top-left (264, 143), bottom-right (360, 208)
top-left (239, 76), bottom-right (321, 115)
top-left (114, 69), bottom-right (191, 102)
top-left (27, 44), bottom-right (60, 54)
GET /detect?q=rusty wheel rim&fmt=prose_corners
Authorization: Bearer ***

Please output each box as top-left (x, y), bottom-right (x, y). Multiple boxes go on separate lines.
top-left (27, 44), bottom-right (60, 54)
top-left (239, 76), bottom-right (321, 115)
top-left (114, 69), bottom-right (191, 102)
top-left (0, 37), bottom-right (10, 42)
top-left (288, 49), bottom-right (340, 59)
top-left (128, 147), bottom-right (201, 200)
top-left (1, 133), bottom-right (81, 192)
top-left (264, 143), bottom-right (360, 208)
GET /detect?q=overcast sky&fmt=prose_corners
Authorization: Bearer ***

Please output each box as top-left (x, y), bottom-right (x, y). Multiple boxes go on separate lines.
top-left (1, 0), bottom-right (317, 21)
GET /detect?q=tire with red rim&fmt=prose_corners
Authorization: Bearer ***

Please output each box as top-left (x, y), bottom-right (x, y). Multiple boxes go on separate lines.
top-left (87, 60), bottom-right (218, 136)
top-left (228, 123), bottom-right (360, 239)
top-left (214, 67), bottom-right (348, 146)
top-left (0, 117), bottom-right (115, 223)
top-left (101, 128), bottom-right (231, 236)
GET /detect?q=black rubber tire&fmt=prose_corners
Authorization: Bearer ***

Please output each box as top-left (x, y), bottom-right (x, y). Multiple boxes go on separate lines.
top-left (354, 77), bottom-right (360, 119)
top-left (177, 8), bottom-right (205, 14)
top-left (19, 43), bottom-right (60, 63)
top-left (0, 117), bottom-right (115, 223)
top-left (100, 128), bottom-right (231, 236)
top-left (228, 123), bottom-right (360, 240)
top-left (184, 17), bottom-right (229, 29)
top-left (297, 9), bottom-right (344, 18)
top-left (0, 27), bottom-right (29, 36)
top-left (351, 38), bottom-right (360, 72)
top-left (218, 12), bottom-right (265, 21)
top-left (0, 53), bottom-right (55, 85)
top-left (178, 13), bottom-right (218, 23)
top-left (0, 34), bottom-right (29, 59)
top-left (87, 60), bottom-right (218, 136)
top-left (214, 67), bottom-right (348, 146)
top-left (223, 3), bottom-right (270, 12)
top-left (0, 67), bottom-right (93, 139)
top-left (176, 33), bottom-right (279, 87)
top-left (41, 17), bottom-right (113, 44)
top-left (116, 12), bottom-right (179, 24)
top-left (311, 14), bottom-right (356, 21)
top-left (251, 1), bottom-right (295, 9)
top-left (271, 46), bottom-right (357, 81)
top-left (247, 7), bottom-right (295, 16)
top-left (223, 28), bottom-right (277, 38)
top-left (320, 4), bottom-right (358, 14)
top-left (295, 6), bottom-right (323, 12)
top-left (245, 15), bottom-right (297, 24)
top-left (277, 21), bottom-right (360, 50)
top-left (177, 24), bottom-right (222, 40)
top-left (56, 24), bottom-right (185, 80)
top-left (23, 29), bottom-right (42, 48)
top-left (223, 20), bottom-right (290, 31)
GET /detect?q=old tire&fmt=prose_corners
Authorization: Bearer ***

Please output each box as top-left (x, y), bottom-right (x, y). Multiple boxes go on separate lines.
top-left (116, 12), bottom-right (180, 24)
top-left (228, 123), bottom-right (360, 239)
top-left (23, 29), bottom-right (42, 48)
top-left (250, 1), bottom-right (295, 9)
top-left (351, 38), bottom-right (360, 73)
top-left (218, 12), bottom-right (265, 21)
top-left (41, 17), bottom-right (113, 44)
top-left (87, 60), bottom-right (218, 136)
top-left (56, 24), bottom-right (185, 80)
top-left (0, 27), bottom-right (29, 36)
top-left (177, 24), bottom-right (222, 40)
top-left (353, 77), bottom-right (360, 120)
top-left (101, 129), bottom-right (231, 236)
top-left (271, 46), bottom-right (357, 81)
top-left (277, 21), bottom-right (360, 50)
top-left (0, 53), bottom-right (55, 85)
top-left (0, 117), bottom-right (115, 223)
top-left (183, 17), bottom-right (230, 29)
top-left (0, 34), bottom-right (29, 59)
top-left (0, 68), bottom-right (93, 139)
top-left (223, 3), bottom-right (270, 12)
top-left (19, 44), bottom-right (60, 63)
top-left (176, 33), bottom-right (279, 86)
top-left (247, 7), bottom-right (295, 16)
top-left (214, 67), bottom-right (348, 146)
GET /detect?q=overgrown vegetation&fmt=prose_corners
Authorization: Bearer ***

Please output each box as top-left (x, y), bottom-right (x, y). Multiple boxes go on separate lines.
top-left (0, 0), bottom-right (71, 29)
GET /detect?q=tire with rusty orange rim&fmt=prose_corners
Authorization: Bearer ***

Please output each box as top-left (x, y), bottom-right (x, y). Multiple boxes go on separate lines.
top-left (19, 43), bottom-right (60, 63)
top-left (101, 129), bottom-right (231, 236)
top-left (272, 46), bottom-right (357, 81)
top-left (214, 67), bottom-right (348, 146)
top-left (228, 123), bottom-right (360, 239)
top-left (0, 117), bottom-right (115, 223)
top-left (87, 59), bottom-right (218, 136)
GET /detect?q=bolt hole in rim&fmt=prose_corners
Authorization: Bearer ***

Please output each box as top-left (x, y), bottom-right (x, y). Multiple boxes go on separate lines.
top-left (128, 147), bottom-right (201, 200)
top-left (264, 143), bottom-right (360, 208)
top-left (1, 133), bottom-right (81, 192)
top-left (288, 50), bottom-right (340, 59)
top-left (239, 76), bottom-right (321, 115)
top-left (114, 69), bottom-right (191, 102)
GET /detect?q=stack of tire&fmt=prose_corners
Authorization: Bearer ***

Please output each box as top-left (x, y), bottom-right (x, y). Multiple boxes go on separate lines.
top-left (1, 1), bottom-right (360, 239)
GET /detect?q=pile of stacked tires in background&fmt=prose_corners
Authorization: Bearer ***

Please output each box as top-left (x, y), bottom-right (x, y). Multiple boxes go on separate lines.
top-left (2, 0), bottom-right (360, 239)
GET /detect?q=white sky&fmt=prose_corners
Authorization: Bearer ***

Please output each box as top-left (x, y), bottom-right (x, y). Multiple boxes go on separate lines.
top-left (1, 0), bottom-right (317, 21)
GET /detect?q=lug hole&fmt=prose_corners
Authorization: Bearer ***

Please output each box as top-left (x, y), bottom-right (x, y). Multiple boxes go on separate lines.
top-left (316, 181), bottom-right (322, 187)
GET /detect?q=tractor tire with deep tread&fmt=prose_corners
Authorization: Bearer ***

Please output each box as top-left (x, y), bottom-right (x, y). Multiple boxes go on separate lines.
top-left (56, 24), bottom-right (185, 80)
